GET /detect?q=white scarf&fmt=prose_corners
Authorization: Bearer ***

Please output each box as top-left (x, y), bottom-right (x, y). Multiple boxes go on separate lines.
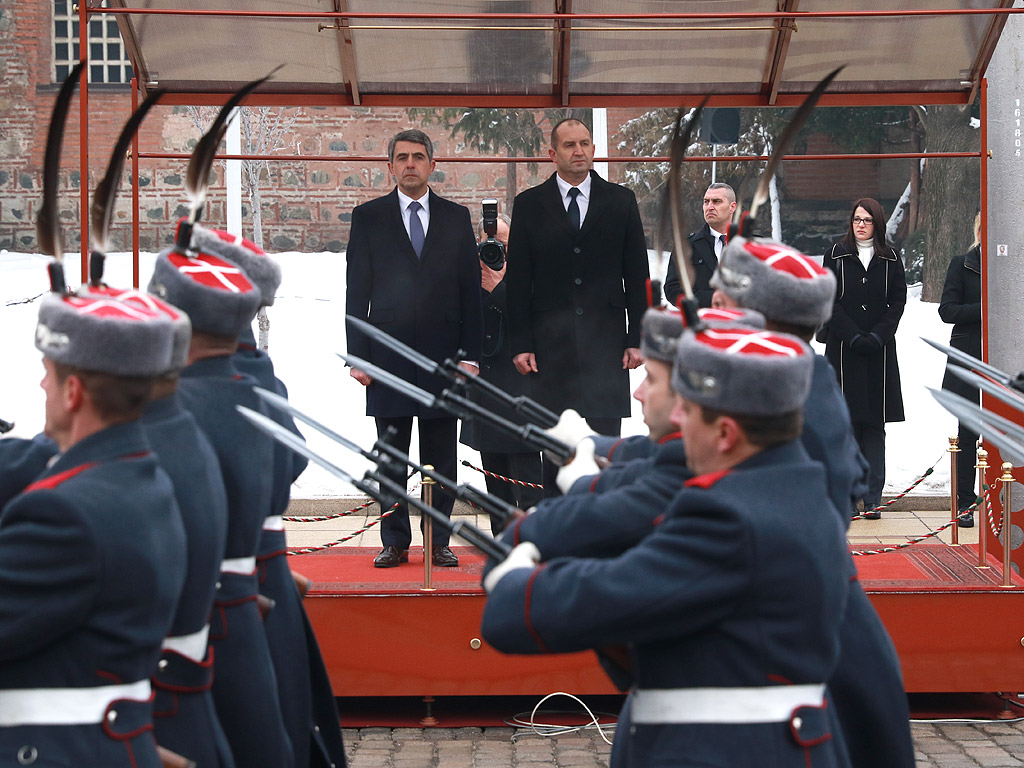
top-left (855, 237), bottom-right (874, 270)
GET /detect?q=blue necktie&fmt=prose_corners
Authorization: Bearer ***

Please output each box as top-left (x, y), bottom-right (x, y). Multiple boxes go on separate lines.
top-left (408, 200), bottom-right (425, 258)
top-left (567, 187), bottom-right (581, 232)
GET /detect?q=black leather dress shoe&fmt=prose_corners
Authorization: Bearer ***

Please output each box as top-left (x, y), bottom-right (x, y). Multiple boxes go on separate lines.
top-left (956, 510), bottom-right (975, 528)
top-left (373, 546), bottom-right (408, 568)
top-left (431, 546), bottom-right (459, 567)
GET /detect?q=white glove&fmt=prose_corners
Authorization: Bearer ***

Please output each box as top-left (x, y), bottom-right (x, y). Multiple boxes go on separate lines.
top-left (483, 542), bottom-right (541, 594)
top-left (545, 408), bottom-right (595, 448)
top-left (555, 437), bottom-right (599, 494)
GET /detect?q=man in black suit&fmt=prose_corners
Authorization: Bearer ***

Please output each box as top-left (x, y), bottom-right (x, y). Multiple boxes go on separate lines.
top-left (346, 129), bottom-right (482, 568)
top-left (505, 118), bottom-right (649, 456)
top-left (664, 182), bottom-right (736, 308)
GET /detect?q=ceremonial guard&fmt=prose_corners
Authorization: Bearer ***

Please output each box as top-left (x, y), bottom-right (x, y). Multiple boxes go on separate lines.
top-left (709, 236), bottom-right (915, 768)
top-left (0, 293), bottom-right (186, 768)
top-left (83, 285), bottom-right (236, 767)
top-left (191, 223), bottom-right (347, 768)
top-left (148, 239), bottom-right (295, 768)
top-left (483, 325), bottom-right (850, 767)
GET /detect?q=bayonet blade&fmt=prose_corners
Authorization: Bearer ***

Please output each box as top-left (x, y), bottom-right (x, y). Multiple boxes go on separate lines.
top-left (944, 366), bottom-right (1024, 416)
top-left (929, 388), bottom-right (1024, 466)
top-left (338, 353), bottom-right (439, 410)
top-left (253, 386), bottom-right (369, 458)
top-left (346, 316), bottom-right (445, 378)
top-left (922, 337), bottom-right (1019, 390)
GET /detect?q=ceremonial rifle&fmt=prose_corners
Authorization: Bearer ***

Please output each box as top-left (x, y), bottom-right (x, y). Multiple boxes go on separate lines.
top-left (338, 352), bottom-right (572, 464)
top-left (251, 386), bottom-right (518, 524)
top-left (235, 405), bottom-right (510, 560)
top-left (346, 315), bottom-right (559, 427)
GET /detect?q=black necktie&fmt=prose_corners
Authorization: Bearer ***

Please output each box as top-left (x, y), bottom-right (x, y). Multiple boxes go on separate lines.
top-left (567, 187), bottom-right (581, 232)
top-left (408, 200), bottom-right (425, 258)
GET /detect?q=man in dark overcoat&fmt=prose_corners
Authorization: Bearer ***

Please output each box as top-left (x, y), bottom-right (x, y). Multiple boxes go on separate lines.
top-left (663, 182), bottom-right (736, 308)
top-left (505, 118), bottom-right (649, 441)
top-left (346, 129), bottom-right (482, 568)
top-left (459, 214), bottom-right (543, 532)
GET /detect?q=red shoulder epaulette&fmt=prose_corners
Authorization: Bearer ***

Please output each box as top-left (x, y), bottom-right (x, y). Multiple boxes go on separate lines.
top-left (684, 468), bottom-right (730, 489)
top-left (23, 462), bottom-right (98, 492)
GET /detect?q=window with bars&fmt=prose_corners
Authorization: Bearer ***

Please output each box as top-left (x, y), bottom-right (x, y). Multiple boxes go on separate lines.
top-left (53, 0), bottom-right (134, 84)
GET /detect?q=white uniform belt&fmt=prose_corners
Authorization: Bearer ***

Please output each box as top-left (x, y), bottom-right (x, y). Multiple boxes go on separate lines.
top-left (0, 680), bottom-right (151, 726)
top-left (161, 624), bottom-right (210, 662)
top-left (262, 515), bottom-right (285, 531)
top-left (631, 684), bottom-right (826, 724)
top-left (220, 556), bottom-right (256, 574)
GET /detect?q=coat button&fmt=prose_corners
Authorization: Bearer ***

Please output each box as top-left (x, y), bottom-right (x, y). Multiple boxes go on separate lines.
top-left (573, 247), bottom-right (581, 254)
top-left (576, 308), bottom-right (584, 316)
top-left (17, 746), bottom-right (37, 766)
top-left (158, 659), bottom-right (169, 670)
top-left (574, 278), bottom-right (582, 285)
top-left (861, 277), bottom-right (867, 284)
top-left (861, 305), bottom-right (867, 311)
top-left (107, 709), bottom-right (117, 723)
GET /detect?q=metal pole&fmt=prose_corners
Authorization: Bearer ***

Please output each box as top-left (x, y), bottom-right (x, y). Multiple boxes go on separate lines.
top-left (130, 78), bottom-right (140, 288)
top-left (422, 467), bottom-right (435, 591)
top-left (949, 435), bottom-right (960, 545)
top-left (999, 461), bottom-right (1015, 588)
top-left (977, 446), bottom-right (990, 568)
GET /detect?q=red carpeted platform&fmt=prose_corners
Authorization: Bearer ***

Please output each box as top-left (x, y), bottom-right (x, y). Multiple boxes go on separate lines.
top-left (292, 543), bottom-right (1024, 697)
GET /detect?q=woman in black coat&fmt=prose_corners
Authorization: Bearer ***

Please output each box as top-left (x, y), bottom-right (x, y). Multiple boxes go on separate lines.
top-left (939, 212), bottom-right (982, 525)
top-left (823, 197), bottom-right (906, 517)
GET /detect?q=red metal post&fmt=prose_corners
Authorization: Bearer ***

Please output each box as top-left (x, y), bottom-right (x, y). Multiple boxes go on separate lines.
top-left (79, 0), bottom-right (90, 283)
top-left (131, 77), bottom-right (140, 288)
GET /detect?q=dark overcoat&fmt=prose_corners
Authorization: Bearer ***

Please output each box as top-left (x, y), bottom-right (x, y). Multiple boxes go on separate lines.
top-left (482, 441), bottom-right (850, 768)
top-left (822, 239), bottom-right (906, 424)
top-left (460, 280), bottom-right (540, 453)
top-left (345, 188), bottom-right (482, 419)
top-left (663, 222), bottom-right (720, 308)
top-left (505, 171), bottom-right (649, 418)
top-left (0, 422), bottom-right (186, 768)
top-left (938, 245), bottom-right (982, 401)
top-left (0, 433), bottom-right (57, 507)
top-left (141, 393), bottom-right (234, 768)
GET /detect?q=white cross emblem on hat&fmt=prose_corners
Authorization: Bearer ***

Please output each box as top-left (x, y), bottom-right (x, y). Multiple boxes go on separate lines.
top-left (65, 295), bottom-right (160, 321)
top-left (744, 241), bottom-right (828, 280)
top-left (169, 252), bottom-right (253, 294)
top-left (699, 327), bottom-right (804, 358)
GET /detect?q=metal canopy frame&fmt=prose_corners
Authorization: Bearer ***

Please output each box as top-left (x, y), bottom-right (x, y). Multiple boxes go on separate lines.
top-left (71, 2), bottom-right (1017, 274)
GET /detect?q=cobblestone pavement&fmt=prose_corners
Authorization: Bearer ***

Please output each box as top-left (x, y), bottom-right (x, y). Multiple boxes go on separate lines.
top-left (340, 720), bottom-right (1024, 767)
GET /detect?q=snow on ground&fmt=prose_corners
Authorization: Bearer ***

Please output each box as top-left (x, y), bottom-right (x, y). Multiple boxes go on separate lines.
top-left (1, 249), bottom-right (959, 498)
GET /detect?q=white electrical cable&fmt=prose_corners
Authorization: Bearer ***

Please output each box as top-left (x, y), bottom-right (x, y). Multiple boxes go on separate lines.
top-left (505, 691), bottom-right (618, 745)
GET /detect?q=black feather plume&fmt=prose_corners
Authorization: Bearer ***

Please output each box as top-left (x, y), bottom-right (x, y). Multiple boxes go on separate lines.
top-left (37, 61), bottom-right (85, 264)
top-left (90, 88), bottom-right (164, 256)
top-left (181, 67), bottom-right (282, 243)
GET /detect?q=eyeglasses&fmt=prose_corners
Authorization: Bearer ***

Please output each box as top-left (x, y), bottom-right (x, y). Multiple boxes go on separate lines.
top-left (853, 216), bottom-right (873, 225)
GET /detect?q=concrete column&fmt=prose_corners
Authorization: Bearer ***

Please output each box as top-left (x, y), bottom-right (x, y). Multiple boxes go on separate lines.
top-left (985, 1), bottom-right (1024, 373)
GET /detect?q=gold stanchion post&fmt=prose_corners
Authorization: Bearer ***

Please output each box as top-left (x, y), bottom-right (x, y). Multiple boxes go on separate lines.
top-left (422, 467), bottom-right (435, 591)
top-left (998, 462), bottom-right (1015, 588)
top-left (948, 436), bottom-right (960, 545)
top-left (977, 446), bottom-right (989, 569)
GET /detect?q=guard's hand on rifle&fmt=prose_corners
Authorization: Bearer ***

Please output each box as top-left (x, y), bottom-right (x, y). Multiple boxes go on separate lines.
top-left (555, 437), bottom-right (600, 494)
top-left (483, 542), bottom-right (541, 594)
top-left (350, 368), bottom-right (372, 386)
top-left (457, 360), bottom-right (479, 377)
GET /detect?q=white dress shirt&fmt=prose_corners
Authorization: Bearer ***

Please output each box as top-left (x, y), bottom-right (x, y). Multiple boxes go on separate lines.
top-left (397, 187), bottom-right (430, 239)
top-left (555, 173), bottom-right (592, 225)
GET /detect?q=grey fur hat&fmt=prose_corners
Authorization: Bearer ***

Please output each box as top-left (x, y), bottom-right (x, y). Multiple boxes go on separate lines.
top-left (148, 248), bottom-right (262, 338)
top-left (79, 286), bottom-right (192, 371)
top-left (35, 293), bottom-right (174, 376)
top-left (671, 326), bottom-right (813, 416)
top-left (189, 223), bottom-right (281, 307)
top-left (640, 308), bottom-right (685, 363)
top-left (710, 236), bottom-right (836, 327)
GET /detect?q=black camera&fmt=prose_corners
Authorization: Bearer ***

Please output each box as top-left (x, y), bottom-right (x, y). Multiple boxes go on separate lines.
top-left (477, 198), bottom-right (506, 271)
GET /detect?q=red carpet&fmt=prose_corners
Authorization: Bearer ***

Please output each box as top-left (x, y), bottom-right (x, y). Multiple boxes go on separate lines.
top-left (290, 546), bottom-right (486, 594)
top-left (852, 543), bottom-right (1024, 590)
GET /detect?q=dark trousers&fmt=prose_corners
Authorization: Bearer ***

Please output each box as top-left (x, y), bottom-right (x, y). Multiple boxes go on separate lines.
top-left (955, 424), bottom-right (981, 511)
top-left (853, 421), bottom-right (886, 508)
top-left (375, 416), bottom-right (457, 549)
top-left (541, 416), bottom-right (621, 499)
top-left (480, 450), bottom-right (544, 535)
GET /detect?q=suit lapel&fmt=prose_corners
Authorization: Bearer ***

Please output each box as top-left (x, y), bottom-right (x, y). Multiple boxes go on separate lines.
top-left (539, 173), bottom-right (577, 236)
